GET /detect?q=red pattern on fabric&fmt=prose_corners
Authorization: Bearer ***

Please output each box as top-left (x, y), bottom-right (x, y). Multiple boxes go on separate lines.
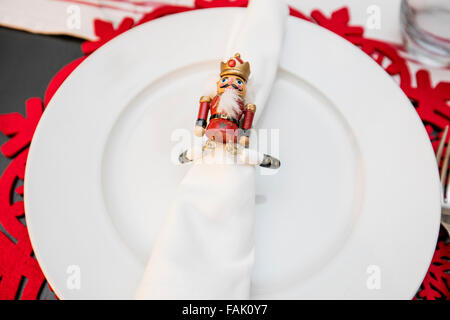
top-left (81, 17), bottom-right (135, 55)
top-left (0, 98), bottom-right (44, 158)
top-left (310, 7), bottom-right (364, 40)
top-left (194, 0), bottom-right (248, 8)
top-left (289, 7), bottom-right (313, 22)
top-left (0, 3), bottom-right (448, 300)
top-left (416, 235), bottom-right (450, 300)
top-left (404, 70), bottom-right (450, 130)
top-left (0, 100), bottom-right (45, 299)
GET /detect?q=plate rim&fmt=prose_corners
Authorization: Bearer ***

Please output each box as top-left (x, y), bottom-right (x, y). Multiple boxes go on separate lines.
top-left (24, 7), bottom-right (441, 299)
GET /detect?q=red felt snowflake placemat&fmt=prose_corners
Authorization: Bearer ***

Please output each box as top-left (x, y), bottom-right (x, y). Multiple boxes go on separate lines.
top-left (0, 0), bottom-right (448, 300)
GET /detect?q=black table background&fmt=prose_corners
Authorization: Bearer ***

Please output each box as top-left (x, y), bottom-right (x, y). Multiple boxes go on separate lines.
top-left (0, 26), bottom-right (83, 299)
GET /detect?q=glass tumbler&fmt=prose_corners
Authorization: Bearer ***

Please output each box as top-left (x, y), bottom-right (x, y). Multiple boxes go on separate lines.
top-left (400, 0), bottom-right (450, 67)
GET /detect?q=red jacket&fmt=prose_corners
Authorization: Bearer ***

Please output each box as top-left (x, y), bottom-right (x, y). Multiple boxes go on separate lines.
top-left (196, 95), bottom-right (255, 143)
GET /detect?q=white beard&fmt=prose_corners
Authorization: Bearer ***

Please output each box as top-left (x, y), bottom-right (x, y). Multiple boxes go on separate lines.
top-left (217, 88), bottom-right (243, 119)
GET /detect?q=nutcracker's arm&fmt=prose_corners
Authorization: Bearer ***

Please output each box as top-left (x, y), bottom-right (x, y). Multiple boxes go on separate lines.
top-left (239, 103), bottom-right (256, 147)
top-left (194, 96), bottom-right (211, 137)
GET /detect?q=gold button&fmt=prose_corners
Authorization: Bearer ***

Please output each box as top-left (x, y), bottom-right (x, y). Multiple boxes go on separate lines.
top-left (245, 104), bottom-right (256, 112)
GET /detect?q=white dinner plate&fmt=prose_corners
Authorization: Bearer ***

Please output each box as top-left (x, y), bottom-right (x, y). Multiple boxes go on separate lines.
top-left (25, 8), bottom-right (441, 299)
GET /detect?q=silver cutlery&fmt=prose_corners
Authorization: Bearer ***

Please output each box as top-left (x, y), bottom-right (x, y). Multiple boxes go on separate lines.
top-left (435, 125), bottom-right (450, 233)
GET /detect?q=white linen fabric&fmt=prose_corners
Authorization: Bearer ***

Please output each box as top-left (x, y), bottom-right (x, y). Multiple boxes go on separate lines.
top-left (0, 0), bottom-right (191, 40)
top-left (136, 0), bottom-right (287, 300)
top-left (225, 0), bottom-right (288, 123)
top-left (135, 146), bottom-right (256, 299)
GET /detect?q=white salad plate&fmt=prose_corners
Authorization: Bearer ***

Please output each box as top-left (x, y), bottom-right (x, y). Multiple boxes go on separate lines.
top-left (25, 8), bottom-right (441, 299)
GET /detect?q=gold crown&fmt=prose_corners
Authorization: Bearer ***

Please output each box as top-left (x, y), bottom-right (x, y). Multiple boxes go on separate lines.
top-left (220, 53), bottom-right (250, 82)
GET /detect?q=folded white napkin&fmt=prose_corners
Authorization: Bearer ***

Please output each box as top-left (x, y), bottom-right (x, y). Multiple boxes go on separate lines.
top-left (135, 0), bottom-right (287, 300)
top-left (135, 146), bottom-right (256, 299)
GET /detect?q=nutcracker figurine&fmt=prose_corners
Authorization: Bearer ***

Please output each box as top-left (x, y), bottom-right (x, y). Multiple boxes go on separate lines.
top-left (137, 54), bottom-right (281, 300)
top-left (179, 53), bottom-right (280, 169)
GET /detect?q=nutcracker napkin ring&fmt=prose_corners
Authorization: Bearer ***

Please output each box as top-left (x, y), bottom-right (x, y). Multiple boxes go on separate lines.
top-left (179, 150), bottom-right (281, 169)
top-left (179, 53), bottom-right (280, 169)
